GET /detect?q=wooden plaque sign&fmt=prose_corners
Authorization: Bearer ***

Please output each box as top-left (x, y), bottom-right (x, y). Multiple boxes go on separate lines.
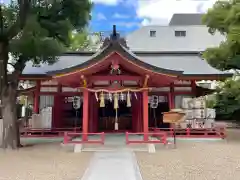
top-left (163, 111), bottom-right (185, 123)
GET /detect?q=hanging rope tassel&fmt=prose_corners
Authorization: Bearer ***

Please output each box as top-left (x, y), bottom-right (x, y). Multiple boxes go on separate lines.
top-left (114, 93), bottom-right (119, 109)
top-left (100, 92), bottom-right (105, 107)
top-left (127, 91), bottom-right (131, 107)
top-left (95, 92), bottom-right (99, 102)
top-left (134, 92), bottom-right (138, 100)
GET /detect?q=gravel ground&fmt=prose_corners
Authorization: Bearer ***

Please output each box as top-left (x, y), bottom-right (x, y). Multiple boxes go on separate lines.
top-left (0, 142), bottom-right (92, 180)
top-left (136, 129), bottom-right (240, 180)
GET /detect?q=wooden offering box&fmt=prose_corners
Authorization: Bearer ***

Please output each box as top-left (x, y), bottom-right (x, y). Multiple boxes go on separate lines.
top-left (163, 111), bottom-right (185, 123)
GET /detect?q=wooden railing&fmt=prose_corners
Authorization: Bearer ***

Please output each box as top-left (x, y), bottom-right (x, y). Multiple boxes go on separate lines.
top-left (125, 132), bottom-right (167, 145)
top-left (149, 127), bottom-right (226, 139)
top-left (63, 132), bottom-right (105, 145)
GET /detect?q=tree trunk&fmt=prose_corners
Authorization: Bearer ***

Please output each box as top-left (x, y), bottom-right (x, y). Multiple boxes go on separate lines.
top-left (0, 84), bottom-right (21, 149)
top-left (0, 40), bottom-right (22, 149)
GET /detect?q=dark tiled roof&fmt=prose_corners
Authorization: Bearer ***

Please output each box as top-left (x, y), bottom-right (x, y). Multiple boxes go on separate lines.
top-left (169, 14), bottom-right (204, 26)
top-left (22, 52), bottom-right (231, 77)
top-left (46, 41), bottom-right (183, 76)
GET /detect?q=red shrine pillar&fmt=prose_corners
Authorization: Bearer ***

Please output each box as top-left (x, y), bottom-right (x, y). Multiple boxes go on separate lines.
top-left (143, 90), bottom-right (149, 141)
top-left (82, 89), bottom-right (89, 141)
top-left (191, 80), bottom-right (196, 95)
top-left (33, 80), bottom-right (40, 113)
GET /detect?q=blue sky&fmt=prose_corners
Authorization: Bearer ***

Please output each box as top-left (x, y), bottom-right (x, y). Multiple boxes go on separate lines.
top-left (2, 0), bottom-right (216, 34)
top-left (90, 3), bottom-right (142, 33)
top-left (90, 0), bottom-right (216, 33)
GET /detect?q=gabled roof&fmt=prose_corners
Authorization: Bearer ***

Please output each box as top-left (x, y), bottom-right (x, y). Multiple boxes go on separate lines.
top-left (46, 37), bottom-right (183, 77)
top-left (21, 25), bottom-right (232, 80)
top-left (169, 13), bottom-right (204, 26)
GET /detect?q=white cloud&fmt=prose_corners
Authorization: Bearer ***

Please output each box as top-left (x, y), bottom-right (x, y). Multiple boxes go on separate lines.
top-left (96, 13), bottom-right (107, 20)
top-left (91, 0), bottom-right (121, 6)
top-left (136, 0), bottom-right (217, 25)
top-left (113, 13), bottom-right (130, 19)
top-left (116, 22), bottom-right (141, 28)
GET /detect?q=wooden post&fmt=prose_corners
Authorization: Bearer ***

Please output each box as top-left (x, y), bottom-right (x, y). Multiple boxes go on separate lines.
top-left (82, 89), bottom-right (89, 141)
top-left (143, 90), bottom-right (149, 141)
top-left (168, 83), bottom-right (174, 110)
top-left (33, 80), bottom-right (40, 113)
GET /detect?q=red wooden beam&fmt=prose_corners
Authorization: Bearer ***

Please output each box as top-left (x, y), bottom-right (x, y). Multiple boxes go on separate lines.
top-left (89, 75), bottom-right (141, 82)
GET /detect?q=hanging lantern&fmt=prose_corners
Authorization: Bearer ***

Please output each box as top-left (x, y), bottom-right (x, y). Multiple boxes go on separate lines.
top-left (114, 93), bottom-right (119, 109)
top-left (99, 92), bottom-right (105, 107)
top-left (127, 91), bottom-right (131, 107)
top-left (95, 92), bottom-right (99, 102)
top-left (73, 96), bottom-right (81, 109)
top-left (150, 95), bottom-right (158, 109)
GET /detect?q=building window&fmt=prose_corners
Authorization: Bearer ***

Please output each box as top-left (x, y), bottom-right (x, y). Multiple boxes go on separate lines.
top-left (150, 30), bottom-right (156, 37)
top-left (175, 31), bottom-right (186, 37)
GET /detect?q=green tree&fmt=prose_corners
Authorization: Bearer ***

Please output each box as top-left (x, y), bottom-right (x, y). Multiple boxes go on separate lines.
top-left (210, 78), bottom-right (240, 120)
top-left (202, 0), bottom-right (240, 121)
top-left (69, 31), bottom-right (102, 51)
top-left (202, 0), bottom-right (240, 70)
top-left (0, 0), bottom-right (92, 149)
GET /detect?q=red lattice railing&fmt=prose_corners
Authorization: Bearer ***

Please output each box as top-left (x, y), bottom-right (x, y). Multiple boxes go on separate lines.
top-left (149, 127), bottom-right (226, 139)
top-left (125, 132), bottom-right (167, 145)
top-left (20, 127), bottom-right (81, 137)
top-left (63, 132), bottom-right (105, 145)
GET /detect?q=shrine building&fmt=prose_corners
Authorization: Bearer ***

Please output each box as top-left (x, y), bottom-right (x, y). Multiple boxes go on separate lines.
top-left (19, 23), bottom-right (231, 139)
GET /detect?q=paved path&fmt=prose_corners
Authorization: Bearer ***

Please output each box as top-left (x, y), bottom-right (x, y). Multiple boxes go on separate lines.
top-left (81, 151), bottom-right (143, 180)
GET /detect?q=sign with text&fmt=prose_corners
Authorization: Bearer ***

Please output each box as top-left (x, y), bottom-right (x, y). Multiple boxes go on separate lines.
top-left (163, 111), bottom-right (185, 123)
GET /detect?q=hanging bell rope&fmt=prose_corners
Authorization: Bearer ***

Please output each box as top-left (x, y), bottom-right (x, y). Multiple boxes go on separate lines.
top-left (127, 91), bottom-right (131, 107)
top-left (114, 108), bottom-right (118, 130)
top-left (99, 92), bottom-right (105, 107)
top-left (114, 93), bottom-right (119, 109)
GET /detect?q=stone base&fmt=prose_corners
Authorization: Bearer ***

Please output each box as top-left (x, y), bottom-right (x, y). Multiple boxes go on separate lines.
top-left (147, 144), bottom-right (156, 153)
top-left (74, 144), bottom-right (83, 153)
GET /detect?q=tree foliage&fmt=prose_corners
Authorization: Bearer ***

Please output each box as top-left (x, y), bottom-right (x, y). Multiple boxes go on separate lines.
top-left (202, 0), bottom-right (240, 70)
top-left (0, 0), bottom-right (92, 149)
top-left (69, 31), bottom-right (102, 51)
top-left (208, 78), bottom-right (240, 120)
top-left (1, 0), bottom-right (92, 67)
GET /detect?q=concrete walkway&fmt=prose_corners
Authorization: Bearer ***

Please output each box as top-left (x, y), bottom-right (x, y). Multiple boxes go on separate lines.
top-left (80, 151), bottom-right (143, 180)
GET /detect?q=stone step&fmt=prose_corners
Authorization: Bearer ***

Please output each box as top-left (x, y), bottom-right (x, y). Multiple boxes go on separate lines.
top-left (82, 144), bottom-right (148, 152)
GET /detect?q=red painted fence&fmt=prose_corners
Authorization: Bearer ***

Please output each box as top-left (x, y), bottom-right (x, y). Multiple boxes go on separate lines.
top-left (63, 132), bottom-right (105, 145)
top-left (125, 132), bottom-right (167, 145)
top-left (149, 127), bottom-right (226, 139)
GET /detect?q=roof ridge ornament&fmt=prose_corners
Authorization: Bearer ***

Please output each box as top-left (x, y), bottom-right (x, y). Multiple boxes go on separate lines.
top-left (110, 25), bottom-right (119, 41)
top-left (100, 25), bottom-right (129, 49)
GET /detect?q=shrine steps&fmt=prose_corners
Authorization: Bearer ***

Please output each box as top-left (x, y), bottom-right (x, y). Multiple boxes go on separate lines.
top-left (62, 143), bottom-right (149, 152)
